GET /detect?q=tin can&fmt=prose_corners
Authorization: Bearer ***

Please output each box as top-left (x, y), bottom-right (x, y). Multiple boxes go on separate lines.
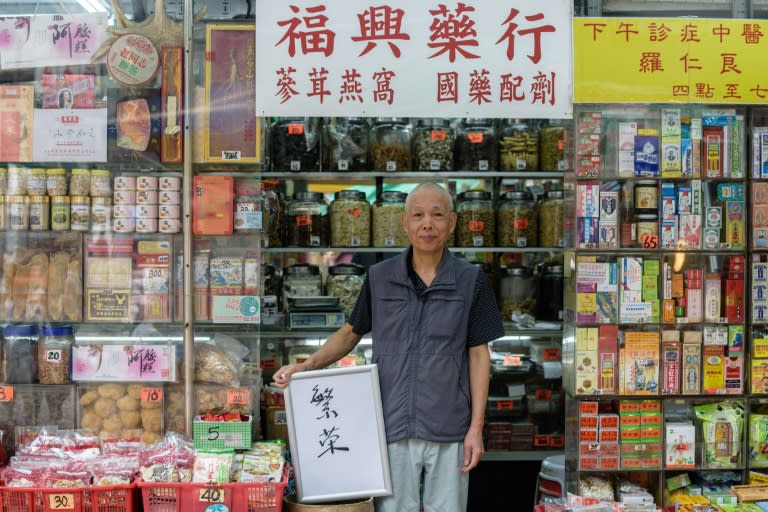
top-left (159, 204), bottom-right (181, 218)
top-left (159, 176), bottom-right (181, 190)
top-left (113, 204), bottom-right (136, 218)
top-left (158, 190), bottom-right (180, 204)
top-left (136, 204), bottom-right (158, 218)
top-left (51, 196), bottom-right (70, 231)
top-left (634, 181), bottom-right (658, 214)
top-left (136, 176), bottom-right (158, 191)
top-left (635, 213), bottom-right (659, 248)
top-left (114, 176), bottom-right (136, 191)
top-left (113, 217), bottom-right (136, 233)
top-left (91, 197), bottom-right (112, 232)
top-left (7, 195), bottom-right (29, 230)
top-left (136, 190), bottom-right (158, 204)
top-left (29, 195), bottom-right (50, 230)
top-left (70, 196), bottom-right (90, 231)
top-left (159, 218), bottom-right (182, 233)
top-left (136, 217), bottom-right (158, 233)
top-left (114, 190), bottom-right (136, 204)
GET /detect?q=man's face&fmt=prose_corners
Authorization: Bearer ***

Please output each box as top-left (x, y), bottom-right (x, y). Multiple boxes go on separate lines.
top-left (401, 188), bottom-right (456, 254)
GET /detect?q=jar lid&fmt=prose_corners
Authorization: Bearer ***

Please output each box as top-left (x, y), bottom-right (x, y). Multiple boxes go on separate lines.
top-left (293, 191), bottom-right (325, 202)
top-left (500, 191), bottom-right (531, 201)
top-left (375, 117), bottom-right (408, 123)
top-left (545, 190), bottom-right (564, 200)
top-left (544, 264), bottom-right (564, 274)
top-left (46, 168), bottom-right (66, 175)
top-left (91, 169), bottom-right (110, 177)
top-left (503, 118), bottom-right (528, 128)
top-left (3, 325), bottom-right (38, 337)
top-left (458, 190), bottom-right (491, 201)
top-left (284, 263), bottom-right (321, 276)
top-left (465, 118), bottom-right (491, 125)
top-left (636, 214), bottom-right (658, 220)
top-left (41, 325), bottom-right (74, 337)
top-left (91, 197), bottom-right (112, 205)
top-left (72, 168), bottom-right (90, 176)
top-left (329, 263), bottom-right (366, 276)
top-left (52, 196), bottom-right (71, 204)
top-left (70, 196), bottom-right (91, 204)
top-left (27, 168), bottom-right (45, 175)
top-left (501, 265), bottom-right (532, 277)
top-left (334, 190), bottom-right (366, 201)
top-left (379, 191), bottom-right (407, 203)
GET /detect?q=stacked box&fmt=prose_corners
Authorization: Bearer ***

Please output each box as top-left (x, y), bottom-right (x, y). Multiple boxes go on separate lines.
top-left (754, 259), bottom-right (768, 322)
top-left (598, 182), bottom-right (619, 249)
top-left (598, 325), bottom-right (619, 394)
top-left (618, 122), bottom-right (637, 177)
top-left (620, 400), bottom-right (662, 469)
top-left (577, 182), bottom-right (600, 248)
top-left (754, 183), bottom-right (768, 248)
top-left (579, 402), bottom-right (620, 470)
top-left (752, 127), bottom-right (768, 178)
top-left (576, 112), bottom-right (602, 177)
top-left (662, 340), bottom-right (681, 395)
top-left (682, 340), bottom-right (702, 395)
top-left (661, 109), bottom-right (683, 177)
top-left (622, 331), bottom-right (660, 395)
top-left (619, 257), bottom-right (655, 323)
top-left (576, 261), bottom-right (617, 324)
top-left (575, 327), bottom-right (598, 395)
top-left (666, 423), bottom-right (696, 468)
top-left (635, 129), bottom-right (660, 177)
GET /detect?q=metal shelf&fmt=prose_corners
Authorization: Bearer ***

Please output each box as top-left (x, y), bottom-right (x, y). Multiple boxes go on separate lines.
top-left (263, 246), bottom-right (566, 254)
top-left (265, 171), bottom-right (566, 180)
top-left (483, 450), bottom-right (562, 462)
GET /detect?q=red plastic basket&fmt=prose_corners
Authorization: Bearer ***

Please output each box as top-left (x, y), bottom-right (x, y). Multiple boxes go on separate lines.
top-left (0, 484), bottom-right (134, 512)
top-left (137, 469), bottom-right (288, 512)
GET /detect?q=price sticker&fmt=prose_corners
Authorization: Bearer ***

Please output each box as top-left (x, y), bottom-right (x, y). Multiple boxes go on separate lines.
top-left (45, 350), bottom-right (63, 364)
top-left (641, 234), bottom-right (659, 249)
top-left (502, 355), bottom-right (521, 367)
top-left (141, 387), bottom-right (163, 403)
top-left (535, 389), bottom-right (553, 400)
top-left (542, 348), bottom-right (560, 361)
top-left (0, 386), bottom-right (14, 402)
top-left (467, 132), bottom-right (484, 144)
top-left (199, 488), bottom-right (225, 503)
top-left (227, 388), bottom-right (251, 406)
top-left (49, 494), bottom-right (75, 510)
top-left (495, 400), bottom-right (514, 410)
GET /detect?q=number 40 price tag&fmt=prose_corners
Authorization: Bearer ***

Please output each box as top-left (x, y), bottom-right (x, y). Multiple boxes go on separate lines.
top-left (199, 488), bottom-right (225, 503)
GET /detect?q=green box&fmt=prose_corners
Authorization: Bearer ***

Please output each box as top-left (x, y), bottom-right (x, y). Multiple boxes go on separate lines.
top-left (643, 259), bottom-right (660, 276)
top-left (193, 415), bottom-right (253, 450)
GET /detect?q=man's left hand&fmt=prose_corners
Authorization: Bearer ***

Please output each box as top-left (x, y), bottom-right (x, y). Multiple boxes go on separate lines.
top-left (461, 427), bottom-right (485, 472)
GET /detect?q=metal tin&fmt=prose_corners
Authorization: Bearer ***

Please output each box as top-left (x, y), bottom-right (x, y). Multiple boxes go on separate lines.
top-left (26, 168), bottom-right (47, 195)
top-left (114, 176), bottom-right (136, 191)
top-left (159, 218), bottom-right (182, 233)
top-left (136, 189), bottom-right (158, 204)
top-left (159, 176), bottom-right (181, 190)
top-left (113, 217), bottom-right (136, 233)
top-left (113, 204), bottom-right (136, 218)
top-left (70, 196), bottom-right (90, 231)
top-left (635, 213), bottom-right (658, 247)
top-left (136, 217), bottom-right (158, 233)
top-left (136, 204), bottom-right (158, 218)
top-left (114, 189), bottom-right (136, 204)
top-left (91, 197), bottom-right (112, 232)
top-left (136, 176), bottom-right (158, 191)
top-left (28, 195), bottom-right (50, 230)
top-left (7, 195), bottom-right (29, 230)
top-left (50, 196), bottom-right (70, 231)
top-left (159, 204), bottom-right (181, 218)
top-left (158, 190), bottom-right (180, 204)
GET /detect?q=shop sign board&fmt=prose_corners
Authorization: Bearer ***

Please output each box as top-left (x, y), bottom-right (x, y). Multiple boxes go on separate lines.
top-left (33, 108), bottom-right (108, 162)
top-left (575, 17), bottom-right (768, 104)
top-left (0, 13), bottom-right (108, 69)
top-left (256, 1), bottom-right (573, 118)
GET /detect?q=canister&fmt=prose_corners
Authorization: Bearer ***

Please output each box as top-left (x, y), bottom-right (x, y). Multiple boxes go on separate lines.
top-left (51, 196), bottom-right (70, 231)
top-left (26, 168), bottom-right (47, 196)
top-left (70, 196), bottom-right (90, 231)
top-left (137, 176), bottom-right (158, 191)
top-left (114, 176), bottom-right (136, 191)
top-left (28, 195), bottom-right (50, 230)
top-left (7, 195), bottom-right (29, 231)
top-left (91, 197), bottom-right (112, 232)
top-left (136, 190), bottom-right (158, 204)
top-left (69, 168), bottom-right (90, 196)
top-left (90, 169), bottom-right (112, 197)
top-left (159, 205), bottom-right (181, 218)
top-left (113, 204), bottom-right (136, 218)
top-left (114, 190), bottom-right (136, 204)
top-left (113, 217), bottom-right (136, 233)
top-left (7, 167), bottom-right (26, 196)
top-left (159, 190), bottom-right (180, 204)
top-left (136, 204), bottom-right (158, 218)
top-left (46, 168), bottom-right (67, 196)
top-left (159, 218), bottom-right (181, 233)
top-left (159, 176), bottom-right (181, 190)
top-left (634, 181), bottom-right (658, 214)
top-left (635, 213), bottom-right (659, 248)
top-left (136, 217), bottom-right (158, 233)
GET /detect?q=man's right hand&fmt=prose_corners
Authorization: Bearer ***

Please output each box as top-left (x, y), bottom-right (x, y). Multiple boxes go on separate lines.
top-left (272, 363), bottom-right (309, 388)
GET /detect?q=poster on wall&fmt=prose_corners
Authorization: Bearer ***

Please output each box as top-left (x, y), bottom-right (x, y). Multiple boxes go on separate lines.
top-left (33, 108), bottom-right (107, 162)
top-left (256, 1), bottom-right (573, 118)
top-left (0, 14), bottom-right (109, 69)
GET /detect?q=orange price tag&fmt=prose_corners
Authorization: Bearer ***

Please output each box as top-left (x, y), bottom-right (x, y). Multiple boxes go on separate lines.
top-left (261, 359), bottom-right (278, 370)
top-left (641, 234), bottom-right (659, 249)
top-left (502, 355), bottom-right (521, 367)
top-left (468, 220), bottom-right (485, 232)
top-left (141, 387), bottom-right (163, 403)
top-left (0, 386), bottom-right (14, 402)
top-left (295, 215), bottom-right (312, 227)
top-left (542, 348), bottom-right (560, 361)
top-left (287, 123), bottom-right (304, 135)
top-left (49, 494), bottom-right (75, 510)
top-left (227, 388), bottom-right (251, 406)
top-left (431, 129), bottom-right (447, 141)
top-left (535, 389), bottom-right (553, 400)
top-left (467, 132), bottom-right (484, 144)
top-left (496, 400), bottom-right (514, 410)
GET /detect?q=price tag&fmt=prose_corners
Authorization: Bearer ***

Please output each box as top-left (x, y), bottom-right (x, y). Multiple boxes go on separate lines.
top-left (0, 386), bottom-right (14, 402)
top-left (227, 388), bottom-right (251, 406)
top-left (641, 234), bottom-right (659, 249)
top-left (467, 131), bottom-right (484, 144)
top-left (141, 387), bottom-right (163, 403)
top-left (287, 123), bottom-right (304, 135)
top-left (502, 355), bottom-right (521, 367)
top-left (45, 350), bottom-right (63, 364)
top-left (199, 488), bottom-right (225, 503)
top-left (535, 389), bottom-right (553, 400)
top-left (496, 400), bottom-right (514, 410)
top-left (49, 494), bottom-right (75, 510)
top-left (542, 348), bottom-right (560, 361)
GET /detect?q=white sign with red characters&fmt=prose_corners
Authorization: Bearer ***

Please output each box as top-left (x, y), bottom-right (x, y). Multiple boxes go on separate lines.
top-left (256, 1), bottom-right (573, 118)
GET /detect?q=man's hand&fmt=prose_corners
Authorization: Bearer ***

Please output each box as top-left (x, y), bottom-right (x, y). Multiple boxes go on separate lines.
top-left (272, 363), bottom-right (308, 388)
top-left (461, 427), bottom-right (485, 473)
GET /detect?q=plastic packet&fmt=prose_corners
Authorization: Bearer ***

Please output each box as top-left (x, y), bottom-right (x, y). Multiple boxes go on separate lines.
top-left (1, 461), bottom-right (49, 487)
top-left (236, 441), bottom-right (285, 483)
top-left (695, 401), bottom-right (744, 468)
top-left (192, 450), bottom-right (234, 484)
top-left (139, 440), bottom-right (179, 483)
top-left (195, 342), bottom-right (243, 386)
top-left (577, 475), bottom-right (614, 501)
top-left (751, 414), bottom-right (768, 467)
top-left (90, 456), bottom-right (135, 486)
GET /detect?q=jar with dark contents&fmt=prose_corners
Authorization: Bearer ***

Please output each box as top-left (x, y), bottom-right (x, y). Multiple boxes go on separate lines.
top-left (330, 190), bottom-right (371, 247)
top-left (286, 191), bottom-right (329, 247)
top-left (456, 190), bottom-right (495, 247)
top-left (499, 266), bottom-right (536, 321)
top-left (499, 119), bottom-right (538, 171)
top-left (497, 191), bottom-right (538, 247)
top-left (372, 191), bottom-right (408, 247)
top-left (539, 190), bottom-right (565, 248)
top-left (455, 118), bottom-right (498, 171)
top-left (270, 117), bottom-right (321, 171)
top-left (412, 118), bottom-right (455, 171)
top-left (539, 120), bottom-right (567, 171)
top-left (327, 263), bottom-right (366, 319)
top-left (261, 264), bottom-right (281, 318)
top-left (370, 117), bottom-right (412, 172)
top-left (537, 263), bottom-right (564, 321)
top-left (3, 324), bottom-right (38, 384)
top-left (282, 263), bottom-right (323, 311)
top-left (323, 117), bottom-right (369, 171)
top-left (264, 186), bottom-right (285, 248)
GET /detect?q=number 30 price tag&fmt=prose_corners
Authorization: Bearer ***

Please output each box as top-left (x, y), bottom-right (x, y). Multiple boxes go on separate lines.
top-left (0, 386), bottom-right (14, 402)
top-left (49, 494), bottom-right (75, 510)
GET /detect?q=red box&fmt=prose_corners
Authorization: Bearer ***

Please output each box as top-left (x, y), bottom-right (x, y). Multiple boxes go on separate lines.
top-left (579, 402), bottom-right (599, 415)
top-left (580, 429), bottom-right (598, 443)
top-left (599, 430), bottom-right (619, 443)
top-left (192, 175), bottom-right (234, 235)
top-left (621, 428), bottom-right (641, 442)
top-left (621, 457), bottom-right (643, 469)
top-left (620, 415), bottom-right (641, 427)
top-left (549, 436), bottom-right (564, 448)
top-left (580, 415), bottom-right (598, 429)
top-left (598, 326), bottom-right (619, 394)
top-left (579, 456), bottom-right (599, 470)
top-left (600, 456), bottom-right (620, 470)
top-left (580, 442), bottom-right (600, 456)
top-left (601, 443), bottom-right (619, 456)
top-left (640, 400), bottom-right (661, 412)
top-left (620, 401), bottom-right (640, 413)
top-left (641, 413), bottom-right (662, 425)
top-left (599, 414), bottom-right (619, 430)
top-left (662, 342), bottom-right (681, 395)
top-left (725, 278), bottom-right (745, 322)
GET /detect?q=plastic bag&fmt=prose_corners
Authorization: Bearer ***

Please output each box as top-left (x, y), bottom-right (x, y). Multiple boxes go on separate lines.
top-left (195, 343), bottom-right (243, 386)
top-left (695, 401), bottom-right (744, 468)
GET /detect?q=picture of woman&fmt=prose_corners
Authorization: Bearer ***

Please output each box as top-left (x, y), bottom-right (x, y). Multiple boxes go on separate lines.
top-left (58, 88), bottom-right (73, 109)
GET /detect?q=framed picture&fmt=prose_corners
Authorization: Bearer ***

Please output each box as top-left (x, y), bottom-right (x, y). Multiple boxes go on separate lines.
top-left (285, 364), bottom-right (392, 504)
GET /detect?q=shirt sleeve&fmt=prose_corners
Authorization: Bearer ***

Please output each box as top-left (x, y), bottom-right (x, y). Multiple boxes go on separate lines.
top-left (467, 270), bottom-right (506, 347)
top-left (348, 275), bottom-right (372, 336)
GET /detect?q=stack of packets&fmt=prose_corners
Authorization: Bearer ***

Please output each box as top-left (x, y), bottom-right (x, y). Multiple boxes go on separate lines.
top-left (664, 471), bottom-right (744, 509)
top-left (576, 474), bottom-right (657, 510)
top-left (575, 111), bottom-right (602, 178)
top-left (753, 257), bottom-right (768, 324)
top-left (753, 329), bottom-right (768, 393)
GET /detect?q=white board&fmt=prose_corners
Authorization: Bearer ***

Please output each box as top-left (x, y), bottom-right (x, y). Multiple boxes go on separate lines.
top-left (285, 364), bottom-right (392, 503)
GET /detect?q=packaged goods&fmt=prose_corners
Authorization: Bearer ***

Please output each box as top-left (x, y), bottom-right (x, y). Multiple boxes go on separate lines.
top-left (38, 325), bottom-right (73, 385)
top-left (270, 117), bottom-right (320, 171)
top-left (499, 119), bottom-right (538, 171)
top-left (456, 190), bottom-right (494, 247)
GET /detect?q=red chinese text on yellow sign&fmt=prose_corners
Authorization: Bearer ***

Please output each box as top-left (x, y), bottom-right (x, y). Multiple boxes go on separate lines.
top-left (574, 18), bottom-right (768, 104)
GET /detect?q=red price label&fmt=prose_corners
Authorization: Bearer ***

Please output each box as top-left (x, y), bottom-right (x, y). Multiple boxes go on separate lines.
top-left (141, 387), bottom-right (163, 403)
top-left (467, 132), bottom-right (484, 144)
top-left (0, 386), bottom-right (14, 402)
top-left (431, 129), bottom-right (447, 141)
top-left (468, 220), bottom-right (485, 232)
top-left (295, 215), bottom-right (312, 227)
top-left (542, 348), bottom-right (560, 361)
top-left (496, 400), bottom-right (514, 410)
top-left (227, 388), bottom-right (251, 406)
top-left (503, 355), bottom-right (521, 367)
top-left (641, 234), bottom-right (659, 249)
top-left (535, 389), bottom-right (553, 400)
top-left (287, 124), bottom-right (304, 135)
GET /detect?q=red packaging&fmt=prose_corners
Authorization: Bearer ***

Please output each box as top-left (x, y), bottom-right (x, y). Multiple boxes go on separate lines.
top-left (662, 342), bottom-right (681, 395)
top-left (598, 325), bottom-right (619, 394)
top-left (40, 73), bottom-right (95, 108)
top-left (725, 278), bottom-right (745, 322)
top-left (193, 175), bottom-right (234, 235)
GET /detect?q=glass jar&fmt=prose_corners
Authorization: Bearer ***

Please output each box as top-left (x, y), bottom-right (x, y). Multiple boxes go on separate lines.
top-left (7, 167), bottom-right (25, 196)
top-left (412, 118), bottom-right (455, 171)
top-left (330, 190), bottom-right (371, 247)
top-left (456, 190), bottom-right (495, 247)
top-left (635, 213), bottom-right (659, 248)
top-left (499, 119), bottom-right (539, 171)
top-left (46, 168), bottom-right (67, 196)
top-left (38, 325), bottom-right (73, 385)
top-left (270, 117), bottom-right (321, 171)
top-left (289, 341), bottom-right (318, 365)
top-left (28, 195), bottom-right (50, 231)
top-left (3, 324), bottom-right (38, 384)
top-left (539, 190), bottom-right (565, 248)
top-left (0, 168), bottom-right (6, 195)
top-left (327, 263), bottom-right (366, 318)
top-left (282, 263), bottom-right (323, 310)
top-left (6, 195), bottom-right (29, 231)
top-left (90, 169), bottom-right (112, 197)
top-left (263, 264), bottom-right (281, 298)
top-left (26, 168), bottom-right (47, 196)
top-left (51, 196), bottom-right (70, 231)
top-left (286, 191), bottom-right (329, 247)
top-left (372, 191), bottom-right (408, 248)
top-left (234, 178), bottom-right (261, 234)
top-left (634, 180), bottom-right (658, 214)
top-left (497, 191), bottom-right (538, 248)
top-left (69, 169), bottom-right (90, 196)
top-left (266, 189), bottom-right (285, 248)
top-left (499, 266), bottom-right (536, 321)
top-left (323, 117), bottom-right (369, 171)
top-left (455, 118), bottom-right (498, 171)
top-left (370, 117), bottom-right (412, 172)
top-left (537, 263), bottom-right (564, 322)
top-left (539, 120), bottom-right (567, 171)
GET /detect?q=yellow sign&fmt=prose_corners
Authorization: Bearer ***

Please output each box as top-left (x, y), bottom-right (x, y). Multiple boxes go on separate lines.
top-left (575, 18), bottom-right (768, 104)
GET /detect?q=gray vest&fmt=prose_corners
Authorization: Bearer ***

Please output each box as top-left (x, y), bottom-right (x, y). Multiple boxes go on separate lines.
top-left (369, 248), bottom-right (478, 443)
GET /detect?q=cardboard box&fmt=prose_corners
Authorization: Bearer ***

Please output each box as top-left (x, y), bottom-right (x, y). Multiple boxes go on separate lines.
top-left (192, 175), bottom-right (234, 235)
top-left (598, 325), bottom-right (618, 394)
top-left (623, 332), bottom-right (660, 395)
top-left (703, 345), bottom-right (726, 393)
top-left (682, 343), bottom-right (701, 395)
top-left (662, 342), bottom-right (681, 395)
